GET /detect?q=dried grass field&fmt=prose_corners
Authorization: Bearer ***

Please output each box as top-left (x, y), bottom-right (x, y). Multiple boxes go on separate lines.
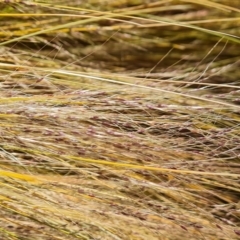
top-left (0, 1), bottom-right (240, 239)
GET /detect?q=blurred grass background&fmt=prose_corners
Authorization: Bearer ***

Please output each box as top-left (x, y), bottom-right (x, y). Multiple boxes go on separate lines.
top-left (0, 0), bottom-right (240, 239)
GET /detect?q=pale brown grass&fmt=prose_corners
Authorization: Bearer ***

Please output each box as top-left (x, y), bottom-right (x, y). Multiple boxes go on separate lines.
top-left (0, 1), bottom-right (239, 239)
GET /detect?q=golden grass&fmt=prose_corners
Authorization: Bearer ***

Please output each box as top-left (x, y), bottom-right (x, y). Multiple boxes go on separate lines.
top-left (0, 0), bottom-right (240, 239)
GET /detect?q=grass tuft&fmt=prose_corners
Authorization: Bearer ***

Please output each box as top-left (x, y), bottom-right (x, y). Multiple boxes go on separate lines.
top-left (0, 0), bottom-right (240, 239)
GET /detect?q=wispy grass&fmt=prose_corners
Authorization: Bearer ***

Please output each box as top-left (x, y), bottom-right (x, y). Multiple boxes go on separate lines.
top-left (0, 0), bottom-right (239, 239)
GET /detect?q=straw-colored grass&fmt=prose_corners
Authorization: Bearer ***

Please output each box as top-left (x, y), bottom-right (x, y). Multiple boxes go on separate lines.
top-left (0, 0), bottom-right (240, 239)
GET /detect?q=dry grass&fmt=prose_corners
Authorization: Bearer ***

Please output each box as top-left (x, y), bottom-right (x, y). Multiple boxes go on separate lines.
top-left (0, 0), bottom-right (240, 239)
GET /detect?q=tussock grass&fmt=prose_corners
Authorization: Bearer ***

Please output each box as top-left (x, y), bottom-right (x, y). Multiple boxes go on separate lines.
top-left (0, 0), bottom-right (240, 239)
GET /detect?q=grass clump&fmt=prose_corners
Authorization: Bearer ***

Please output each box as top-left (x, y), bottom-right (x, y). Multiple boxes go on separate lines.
top-left (0, 0), bottom-right (240, 239)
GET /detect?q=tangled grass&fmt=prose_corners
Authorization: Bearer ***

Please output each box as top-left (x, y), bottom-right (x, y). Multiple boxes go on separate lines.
top-left (0, 0), bottom-right (240, 239)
